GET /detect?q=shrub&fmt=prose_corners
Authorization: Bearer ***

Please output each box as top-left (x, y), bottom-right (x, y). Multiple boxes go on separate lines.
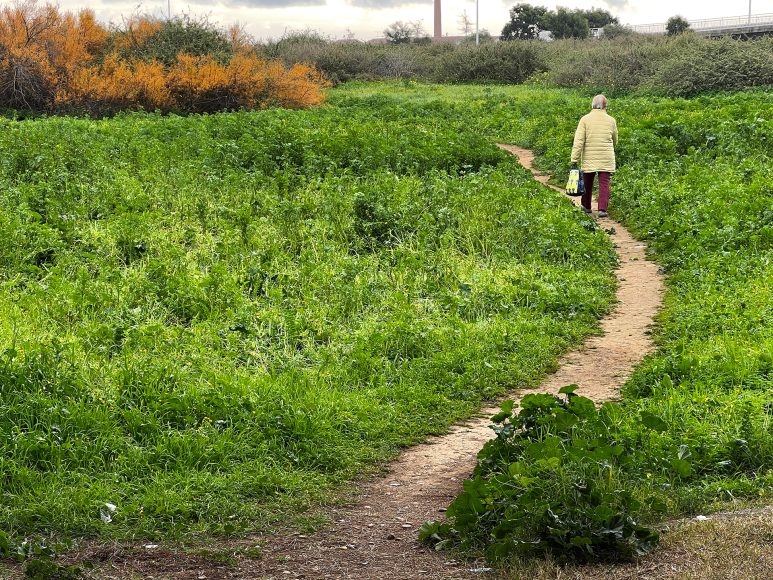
top-left (263, 31), bottom-right (773, 96)
top-left (0, 2), bottom-right (107, 109)
top-left (70, 55), bottom-right (171, 113)
top-left (601, 23), bottom-right (635, 39)
top-left (431, 42), bottom-right (545, 84)
top-left (265, 36), bottom-right (423, 84)
top-left (544, 35), bottom-right (773, 96)
top-left (544, 36), bottom-right (669, 94)
top-left (643, 36), bottom-right (773, 96)
top-left (666, 15), bottom-right (691, 36)
top-left (0, 2), bottom-right (329, 114)
top-left (421, 389), bottom-right (660, 562)
top-left (71, 53), bottom-right (329, 113)
top-left (114, 15), bottom-right (233, 66)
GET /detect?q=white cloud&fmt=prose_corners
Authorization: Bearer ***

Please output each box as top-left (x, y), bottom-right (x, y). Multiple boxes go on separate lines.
top-left (52, 0), bottom-right (773, 41)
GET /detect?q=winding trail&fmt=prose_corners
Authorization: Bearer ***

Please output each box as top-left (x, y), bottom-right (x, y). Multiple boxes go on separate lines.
top-left (238, 145), bottom-right (665, 579)
top-left (35, 146), bottom-right (664, 579)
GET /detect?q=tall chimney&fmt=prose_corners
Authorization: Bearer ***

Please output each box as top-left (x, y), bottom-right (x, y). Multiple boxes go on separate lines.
top-left (434, 0), bottom-right (441, 38)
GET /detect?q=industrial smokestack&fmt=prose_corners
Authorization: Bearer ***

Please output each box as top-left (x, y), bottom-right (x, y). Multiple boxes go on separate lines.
top-left (434, 0), bottom-right (441, 38)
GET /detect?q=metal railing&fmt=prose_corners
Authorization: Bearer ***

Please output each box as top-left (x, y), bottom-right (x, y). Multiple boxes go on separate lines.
top-left (630, 13), bottom-right (773, 35)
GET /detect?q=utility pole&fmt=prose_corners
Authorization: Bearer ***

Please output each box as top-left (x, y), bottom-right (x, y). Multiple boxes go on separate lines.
top-left (749, 0), bottom-right (752, 24)
top-left (475, 0), bottom-right (479, 45)
top-left (168, 0), bottom-right (171, 19)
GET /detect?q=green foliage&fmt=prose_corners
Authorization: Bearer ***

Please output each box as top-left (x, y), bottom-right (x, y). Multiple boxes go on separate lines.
top-left (600, 24), bottom-right (634, 39)
top-left (383, 21), bottom-right (429, 45)
top-left (422, 391), bottom-right (660, 561)
top-left (0, 533), bottom-right (83, 579)
top-left (5, 80), bottom-right (771, 568)
top-left (542, 8), bottom-right (591, 40)
top-left (666, 16), bottom-right (691, 36)
top-left (501, 4), bottom-right (549, 40)
top-left (118, 16), bottom-right (233, 66)
top-left (429, 42), bottom-right (544, 84)
top-left (500, 5), bottom-right (615, 40)
top-left (642, 36), bottom-right (773, 96)
top-left (263, 34), bottom-right (773, 96)
top-left (583, 9), bottom-right (618, 29)
top-left (544, 35), bottom-right (773, 96)
top-left (265, 40), bottom-right (548, 86)
top-left (0, 89), bottom-right (616, 546)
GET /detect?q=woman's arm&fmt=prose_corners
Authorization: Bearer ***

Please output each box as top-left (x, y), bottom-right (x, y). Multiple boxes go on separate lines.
top-left (571, 119), bottom-right (585, 164)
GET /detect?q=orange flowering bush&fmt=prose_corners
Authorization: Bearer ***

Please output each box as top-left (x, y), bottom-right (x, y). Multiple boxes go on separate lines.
top-left (0, 1), bottom-right (328, 114)
top-left (70, 55), bottom-right (172, 113)
top-left (224, 55), bottom-right (329, 110)
top-left (110, 17), bottom-right (163, 58)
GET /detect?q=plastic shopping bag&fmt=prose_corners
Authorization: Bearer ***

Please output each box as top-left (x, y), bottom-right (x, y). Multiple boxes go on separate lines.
top-left (565, 168), bottom-right (581, 196)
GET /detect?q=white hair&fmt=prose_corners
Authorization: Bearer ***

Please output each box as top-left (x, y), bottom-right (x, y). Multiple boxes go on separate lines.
top-left (592, 94), bottom-right (608, 109)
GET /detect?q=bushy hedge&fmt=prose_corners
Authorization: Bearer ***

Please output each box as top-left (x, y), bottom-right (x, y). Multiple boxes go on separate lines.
top-left (430, 42), bottom-right (544, 84)
top-left (262, 34), bottom-right (547, 84)
top-left (264, 32), bottom-right (773, 96)
top-left (0, 3), bottom-right (328, 114)
top-left (642, 35), bottom-right (773, 96)
top-left (545, 34), bottom-right (773, 96)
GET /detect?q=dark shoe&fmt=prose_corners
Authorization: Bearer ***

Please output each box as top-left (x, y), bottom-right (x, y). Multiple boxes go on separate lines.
top-left (598, 210), bottom-right (608, 218)
top-left (582, 206), bottom-right (592, 214)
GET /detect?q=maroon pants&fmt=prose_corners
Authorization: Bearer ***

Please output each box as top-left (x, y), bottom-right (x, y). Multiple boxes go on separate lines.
top-left (582, 171), bottom-right (611, 212)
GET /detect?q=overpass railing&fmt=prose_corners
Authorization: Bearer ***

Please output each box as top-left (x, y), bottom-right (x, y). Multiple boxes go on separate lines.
top-left (630, 13), bottom-right (773, 35)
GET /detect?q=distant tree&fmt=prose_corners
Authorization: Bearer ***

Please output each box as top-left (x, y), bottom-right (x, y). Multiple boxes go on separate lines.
top-left (458, 10), bottom-right (473, 36)
top-left (581, 8), bottom-right (618, 29)
top-left (464, 29), bottom-right (493, 43)
top-left (501, 4), bottom-right (548, 40)
top-left (601, 23), bottom-right (634, 39)
top-left (666, 15), bottom-right (691, 36)
top-left (384, 21), bottom-right (412, 44)
top-left (542, 8), bottom-right (590, 40)
top-left (384, 20), bottom-right (427, 44)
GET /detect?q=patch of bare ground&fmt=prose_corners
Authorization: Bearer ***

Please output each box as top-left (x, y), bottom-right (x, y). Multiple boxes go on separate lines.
top-left (12, 145), bottom-right (763, 580)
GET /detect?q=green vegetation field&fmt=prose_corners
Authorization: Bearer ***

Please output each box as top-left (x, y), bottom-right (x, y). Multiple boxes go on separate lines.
top-left (1, 81), bottom-right (771, 567)
top-left (0, 89), bottom-right (616, 550)
top-left (340, 84), bottom-right (772, 560)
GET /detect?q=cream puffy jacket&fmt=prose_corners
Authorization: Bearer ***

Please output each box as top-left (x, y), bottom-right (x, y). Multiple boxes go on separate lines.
top-left (571, 109), bottom-right (618, 173)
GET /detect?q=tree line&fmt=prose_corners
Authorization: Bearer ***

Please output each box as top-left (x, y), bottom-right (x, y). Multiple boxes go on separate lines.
top-left (383, 4), bottom-right (694, 44)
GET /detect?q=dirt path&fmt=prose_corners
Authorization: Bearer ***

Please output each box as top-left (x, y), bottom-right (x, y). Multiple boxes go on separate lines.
top-left (11, 146), bottom-right (664, 580)
top-left (236, 145), bottom-right (664, 579)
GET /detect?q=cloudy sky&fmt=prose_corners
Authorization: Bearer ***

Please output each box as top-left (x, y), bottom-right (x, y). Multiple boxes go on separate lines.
top-left (57, 0), bottom-right (773, 41)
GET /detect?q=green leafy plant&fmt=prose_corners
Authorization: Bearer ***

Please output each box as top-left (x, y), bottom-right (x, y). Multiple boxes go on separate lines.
top-left (421, 388), bottom-right (659, 562)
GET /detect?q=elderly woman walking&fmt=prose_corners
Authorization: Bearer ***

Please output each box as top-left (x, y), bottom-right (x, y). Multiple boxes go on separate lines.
top-left (571, 94), bottom-right (618, 218)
